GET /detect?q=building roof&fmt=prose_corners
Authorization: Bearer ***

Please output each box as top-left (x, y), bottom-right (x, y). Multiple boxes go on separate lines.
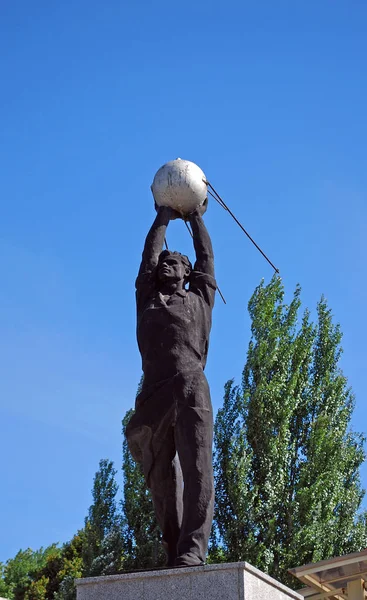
top-left (289, 549), bottom-right (367, 599)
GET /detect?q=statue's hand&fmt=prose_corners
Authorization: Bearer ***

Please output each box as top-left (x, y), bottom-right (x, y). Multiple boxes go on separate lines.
top-left (169, 207), bottom-right (183, 220)
top-left (155, 203), bottom-right (182, 220)
top-left (187, 196), bottom-right (208, 220)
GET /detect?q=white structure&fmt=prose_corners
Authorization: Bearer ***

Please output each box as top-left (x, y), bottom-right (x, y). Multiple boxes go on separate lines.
top-left (76, 561), bottom-right (302, 600)
top-left (290, 549), bottom-right (367, 600)
top-left (151, 158), bottom-right (208, 216)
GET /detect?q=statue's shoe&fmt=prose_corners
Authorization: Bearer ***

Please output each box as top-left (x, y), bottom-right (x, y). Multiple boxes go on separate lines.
top-left (174, 554), bottom-right (205, 568)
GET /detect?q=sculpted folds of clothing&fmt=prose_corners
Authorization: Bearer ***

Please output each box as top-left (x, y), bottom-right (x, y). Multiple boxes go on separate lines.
top-left (135, 268), bottom-right (216, 382)
top-left (126, 258), bottom-right (216, 566)
top-left (126, 369), bottom-right (213, 486)
top-left (125, 367), bottom-right (215, 566)
top-left (127, 266), bottom-right (216, 483)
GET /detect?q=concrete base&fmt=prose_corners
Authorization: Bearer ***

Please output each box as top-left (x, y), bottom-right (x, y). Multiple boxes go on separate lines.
top-left (76, 561), bottom-right (303, 600)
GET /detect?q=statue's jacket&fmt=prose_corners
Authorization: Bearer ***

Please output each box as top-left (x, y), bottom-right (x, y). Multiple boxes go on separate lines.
top-left (126, 267), bottom-right (216, 487)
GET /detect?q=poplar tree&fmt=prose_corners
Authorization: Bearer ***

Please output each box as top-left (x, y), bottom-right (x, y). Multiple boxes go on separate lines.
top-left (213, 276), bottom-right (367, 585)
top-left (83, 459), bottom-right (123, 576)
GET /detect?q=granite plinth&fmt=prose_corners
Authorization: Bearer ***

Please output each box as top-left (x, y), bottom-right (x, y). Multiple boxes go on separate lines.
top-left (75, 561), bottom-right (303, 600)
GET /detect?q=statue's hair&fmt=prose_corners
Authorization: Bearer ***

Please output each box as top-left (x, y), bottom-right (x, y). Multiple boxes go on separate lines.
top-left (158, 250), bottom-right (192, 280)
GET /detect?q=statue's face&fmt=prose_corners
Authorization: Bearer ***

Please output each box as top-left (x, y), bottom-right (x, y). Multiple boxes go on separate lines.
top-left (158, 255), bottom-right (189, 283)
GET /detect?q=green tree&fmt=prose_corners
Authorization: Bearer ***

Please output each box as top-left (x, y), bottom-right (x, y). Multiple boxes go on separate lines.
top-left (24, 576), bottom-right (48, 600)
top-left (53, 533), bottom-right (84, 600)
top-left (0, 546), bottom-right (61, 600)
top-left (87, 459), bottom-right (119, 540)
top-left (83, 459), bottom-right (123, 576)
top-left (121, 409), bottom-right (165, 570)
top-left (213, 276), bottom-right (367, 585)
top-left (0, 562), bottom-right (10, 598)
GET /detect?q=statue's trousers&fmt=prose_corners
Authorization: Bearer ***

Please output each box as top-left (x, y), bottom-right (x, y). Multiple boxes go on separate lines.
top-left (126, 368), bottom-right (214, 566)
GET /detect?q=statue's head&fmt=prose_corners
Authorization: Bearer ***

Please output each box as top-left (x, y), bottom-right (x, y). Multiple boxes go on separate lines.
top-left (157, 250), bottom-right (192, 285)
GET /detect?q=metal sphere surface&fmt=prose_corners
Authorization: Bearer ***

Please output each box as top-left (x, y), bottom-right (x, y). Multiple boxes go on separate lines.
top-left (151, 158), bottom-right (208, 215)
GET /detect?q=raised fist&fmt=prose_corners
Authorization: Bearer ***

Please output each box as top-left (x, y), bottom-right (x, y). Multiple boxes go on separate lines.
top-left (186, 196), bottom-right (208, 220)
top-left (155, 203), bottom-right (182, 220)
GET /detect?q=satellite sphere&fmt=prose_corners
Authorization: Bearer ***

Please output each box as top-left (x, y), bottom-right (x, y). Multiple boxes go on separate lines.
top-left (151, 158), bottom-right (208, 216)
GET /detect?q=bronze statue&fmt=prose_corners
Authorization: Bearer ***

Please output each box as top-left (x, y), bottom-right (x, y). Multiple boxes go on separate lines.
top-left (126, 202), bottom-right (216, 567)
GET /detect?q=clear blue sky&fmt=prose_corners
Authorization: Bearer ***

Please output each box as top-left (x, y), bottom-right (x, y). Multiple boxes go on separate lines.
top-left (1, 1), bottom-right (366, 563)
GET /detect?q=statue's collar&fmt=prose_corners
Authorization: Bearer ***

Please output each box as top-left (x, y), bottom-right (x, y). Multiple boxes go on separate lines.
top-left (156, 288), bottom-right (187, 303)
top-left (175, 289), bottom-right (187, 298)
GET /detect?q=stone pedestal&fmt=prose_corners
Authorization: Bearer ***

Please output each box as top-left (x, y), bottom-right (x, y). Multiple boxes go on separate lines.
top-left (75, 561), bottom-right (303, 600)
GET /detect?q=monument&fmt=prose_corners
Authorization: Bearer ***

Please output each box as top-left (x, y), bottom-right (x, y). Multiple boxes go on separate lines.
top-left (125, 158), bottom-right (216, 567)
top-left (75, 159), bottom-right (301, 600)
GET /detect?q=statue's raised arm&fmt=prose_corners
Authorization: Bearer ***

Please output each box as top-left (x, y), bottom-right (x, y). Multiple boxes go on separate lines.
top-left (138, 206), bottom-right (172, 276)
top-left (188, 206), bottom-right (214, 278)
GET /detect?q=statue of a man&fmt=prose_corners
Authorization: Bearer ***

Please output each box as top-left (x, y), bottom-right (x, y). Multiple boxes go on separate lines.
top-left (126, 202), bottom-right (216, 568)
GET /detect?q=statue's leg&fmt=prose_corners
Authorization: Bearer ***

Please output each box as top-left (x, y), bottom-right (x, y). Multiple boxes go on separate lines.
top-left (174, 372), bottom-right (214, 566)
top-left (149, 429), bottom-right (183, 566)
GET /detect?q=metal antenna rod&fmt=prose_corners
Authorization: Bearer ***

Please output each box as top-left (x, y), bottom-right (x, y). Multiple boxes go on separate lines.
top-left (206, 181), bottom-right (280, 274)
top-left (207, 188), bottom-right (227, 211)
top-left (184, 220), bottom-right (227, 305)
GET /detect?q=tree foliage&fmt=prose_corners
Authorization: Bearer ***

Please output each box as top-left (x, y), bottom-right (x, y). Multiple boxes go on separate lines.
top-left (0, 545), bottom-right (61, 600)
top-left (52, 534), bottom-right (84, 600)
top-left (82, 459), bottom-right (124, 577)
top-left (213, 276), bottom-right (367, 585)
